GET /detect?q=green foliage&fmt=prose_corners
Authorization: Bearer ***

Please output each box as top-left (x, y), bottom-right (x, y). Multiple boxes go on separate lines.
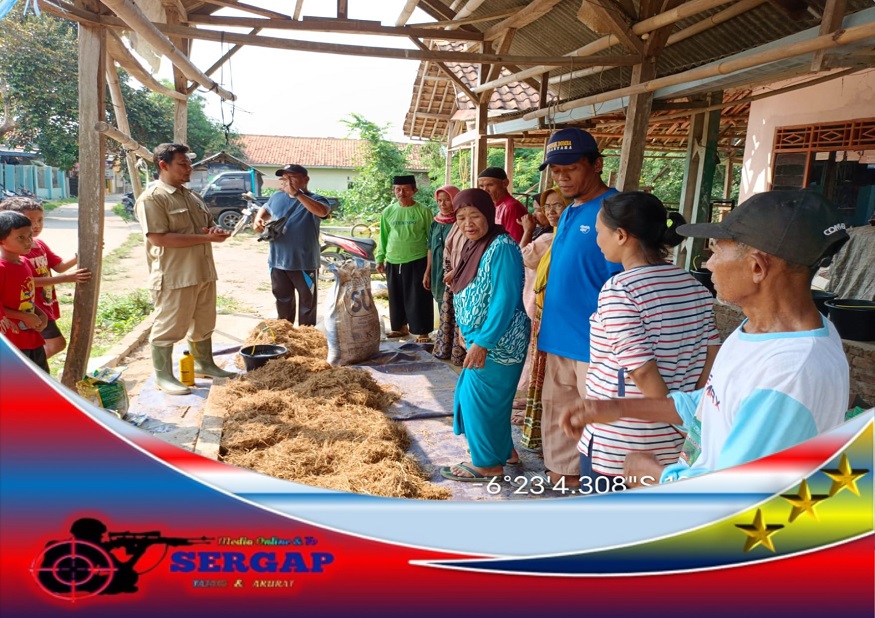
top-left (0, 8), bottom-right (80, 169)
top-left (0, 6), bottom-right (241, 172)
top-left (342, 114), bottom-right (410, 219)
top-left (95, 290), bottom-right (153, 336)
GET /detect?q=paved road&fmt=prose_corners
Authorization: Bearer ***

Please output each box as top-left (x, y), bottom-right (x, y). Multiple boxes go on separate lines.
top-left (37, 194), bottom-right (140, 258)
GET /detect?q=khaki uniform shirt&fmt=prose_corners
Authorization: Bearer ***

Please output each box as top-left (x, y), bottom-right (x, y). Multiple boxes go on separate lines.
top-left (136, 180), bottom-right (218, 290)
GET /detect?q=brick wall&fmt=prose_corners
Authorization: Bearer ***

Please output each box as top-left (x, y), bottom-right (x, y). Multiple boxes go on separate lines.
top-left (713, 303), bottom-right (874, 408)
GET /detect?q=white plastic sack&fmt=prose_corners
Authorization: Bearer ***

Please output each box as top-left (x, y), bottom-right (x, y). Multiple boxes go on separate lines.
top-left (324, 259), bottom-right (381, 366)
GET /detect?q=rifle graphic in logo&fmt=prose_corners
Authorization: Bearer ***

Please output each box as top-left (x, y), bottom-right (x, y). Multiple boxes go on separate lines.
top-left (31, 517), bottom-right (212, 601)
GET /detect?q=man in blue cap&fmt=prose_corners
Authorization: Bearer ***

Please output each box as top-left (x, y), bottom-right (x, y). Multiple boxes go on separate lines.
top-left (535, 128), bottom-right (622, 489)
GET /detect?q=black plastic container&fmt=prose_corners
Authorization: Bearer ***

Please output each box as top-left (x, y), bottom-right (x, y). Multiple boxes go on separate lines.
top-left (690, 268), bottom-right (715, 297)
top-left (811, 290), bottom-right (837, 315)
top-left (824, 299), bottom-right (875, 342)
top-left (239, 344), bottom-right (288, 371)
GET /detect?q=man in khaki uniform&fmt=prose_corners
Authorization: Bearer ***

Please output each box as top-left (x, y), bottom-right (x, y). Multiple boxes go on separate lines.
top-left (135, 143), bottom-right (234, 395)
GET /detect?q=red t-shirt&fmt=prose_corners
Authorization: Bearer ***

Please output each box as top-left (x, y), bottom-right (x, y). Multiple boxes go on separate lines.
top-left (25, 239), bottom-right (63, 320)
top-left (495, 194), bottom-right (528, 244)
top-left (0, 257), bottom-right (44, 350)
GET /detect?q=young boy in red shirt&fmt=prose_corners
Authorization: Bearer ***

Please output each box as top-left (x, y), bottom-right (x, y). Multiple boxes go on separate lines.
top-left (0, 197), bottom-right (90, 357)
top-left (0, 211), bottom-right (49, 371)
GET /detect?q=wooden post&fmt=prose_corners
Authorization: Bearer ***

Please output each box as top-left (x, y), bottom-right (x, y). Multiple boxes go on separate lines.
top-left (445, 122), bottom-right (456, 186)
top-left (473, 59), bottom-right (489, 178)
top-left (504, 137), bottom-right (515, 189)
top-left (63, 14), bottom-right (106, 388)
top-left (723, 156), bottom-right (734, 200)
top-left (678, 92), bottom-right (722, 270)
top-left (616, 59), bottom-right (656, 190)
top-left (105, 58), bottom-right (143, 196)
top-left (165, 6), bottom-right (189, 144)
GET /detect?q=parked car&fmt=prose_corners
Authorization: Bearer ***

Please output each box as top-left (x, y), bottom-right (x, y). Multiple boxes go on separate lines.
top-left (200, 171), bottom-right (268, 230)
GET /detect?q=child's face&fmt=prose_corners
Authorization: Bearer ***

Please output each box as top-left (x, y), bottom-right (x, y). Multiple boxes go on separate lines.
top-left (22, 210), bottom-right (44, 236)
top-left (0, 225), bottom-right (34, 258)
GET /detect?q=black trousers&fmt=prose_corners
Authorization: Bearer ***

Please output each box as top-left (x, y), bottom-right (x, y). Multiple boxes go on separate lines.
top-left (270, 268), bottom-right (318, 326)
top-left (386, 257), bottom-right (433, 335)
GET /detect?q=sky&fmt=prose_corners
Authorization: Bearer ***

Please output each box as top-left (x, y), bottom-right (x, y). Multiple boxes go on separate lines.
top-left (154, 1), bottom-right (433, 142)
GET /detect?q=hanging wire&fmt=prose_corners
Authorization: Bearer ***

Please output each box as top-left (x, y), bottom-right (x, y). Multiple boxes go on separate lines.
top-left (217, 31), bottom-right (236, 149)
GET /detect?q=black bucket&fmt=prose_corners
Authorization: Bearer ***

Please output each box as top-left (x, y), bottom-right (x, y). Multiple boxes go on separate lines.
top-left (690, 268), bottom-right (715, 297)
top-left (811, 290), bottom-right (837, 315)
top-left (824, 299), bottom-right (875, 342)
top-left (239, 344), bottom-right (288, 371)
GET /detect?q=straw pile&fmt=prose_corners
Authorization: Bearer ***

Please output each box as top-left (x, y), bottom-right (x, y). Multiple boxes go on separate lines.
top-left (217, 320), bottom-right (449, 500)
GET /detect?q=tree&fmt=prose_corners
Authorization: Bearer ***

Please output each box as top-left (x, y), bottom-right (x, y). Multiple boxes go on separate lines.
top-left (343, 113), bottom-right (410, 219)
top-left (0, 7), bottom-right (241, 171)
top-left (0, 8), bottom-right (80, 169)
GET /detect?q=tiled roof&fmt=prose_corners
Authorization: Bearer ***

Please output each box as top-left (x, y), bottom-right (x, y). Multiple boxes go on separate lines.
top-left (240, 135), bottom-right (427, 171)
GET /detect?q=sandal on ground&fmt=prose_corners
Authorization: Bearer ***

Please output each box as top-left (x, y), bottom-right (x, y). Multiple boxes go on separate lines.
top-left (505, 457), bottom-right (522, 466)
top-left (440, 463), bottom-right (496, 483)
top-left (386, 329), bottom-right (409, 338)
top-left (414, 335), bottom-right (431, 344)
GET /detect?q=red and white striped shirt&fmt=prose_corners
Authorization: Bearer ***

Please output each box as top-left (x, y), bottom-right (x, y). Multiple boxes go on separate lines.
top-left (581, 263), bottom-right (720, 475)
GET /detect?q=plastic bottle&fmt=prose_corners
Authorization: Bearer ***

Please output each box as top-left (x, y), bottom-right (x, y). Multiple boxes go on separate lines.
top-left (179, 350), bottom-right (195, 386)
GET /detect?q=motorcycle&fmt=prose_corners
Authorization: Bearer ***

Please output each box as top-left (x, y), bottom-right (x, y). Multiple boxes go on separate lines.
top-left (230, 192), bottom-right (262, 237)
top-left (121, 192), bottom-right (136, 220)
top-left (319, 231), bottom-right (379, 281)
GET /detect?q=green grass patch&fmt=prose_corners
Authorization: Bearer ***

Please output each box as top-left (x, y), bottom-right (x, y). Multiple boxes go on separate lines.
top-left (41, 197), bottom-right (77, 212)
top-left (216, 293), bottom-right (251, 315)
top-left (48, 289), bottom-right (153, 377)
top-left (112, 202), bottom-right (136, 222)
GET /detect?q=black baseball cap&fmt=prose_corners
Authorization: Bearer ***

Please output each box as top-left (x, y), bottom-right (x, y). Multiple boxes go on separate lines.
top-left (539, 128), bottom-right (601, 171)
top-left (276, 164), bottom-right (308, 177)
top-left (677, 190), bottom-right (849, 266)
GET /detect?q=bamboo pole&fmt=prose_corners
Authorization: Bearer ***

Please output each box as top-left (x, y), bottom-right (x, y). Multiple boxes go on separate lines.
top-left (106, 30), bottom-right (187, 101)
top-left (523, 21), bottom-right (875, 121)
top-left (100, 0), bottom-right (236, 101)
top-left (105, 59), bottom-right (143, 196)
top-left (94, 122), bottom-right (154, 160)
top-left (396, 0), bottom-right (420, 26)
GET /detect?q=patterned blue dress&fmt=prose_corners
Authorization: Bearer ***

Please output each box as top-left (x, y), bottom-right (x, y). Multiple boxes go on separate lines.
top-left (454, 234), bottom-right (531, 467)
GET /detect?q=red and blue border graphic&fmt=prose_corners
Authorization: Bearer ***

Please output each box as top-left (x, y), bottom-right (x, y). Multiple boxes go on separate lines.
top-left (1, 336), bottom-right (872, 616)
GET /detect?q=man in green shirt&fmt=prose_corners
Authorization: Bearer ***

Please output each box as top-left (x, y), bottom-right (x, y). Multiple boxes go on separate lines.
top-left (375, 175), bottom-right (434, 341)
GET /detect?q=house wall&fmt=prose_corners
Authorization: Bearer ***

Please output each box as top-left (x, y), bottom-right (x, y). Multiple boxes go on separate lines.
top-left (254, 165), bottom-right (358, 193)
top-left (740, 70), bottom-right (875, 202)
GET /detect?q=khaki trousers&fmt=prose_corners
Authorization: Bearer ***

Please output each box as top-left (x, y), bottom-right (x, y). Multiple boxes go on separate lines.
top-left (149, 282), bottom-right (217, 347)
top-left (541, 352), bottom-right (588, 476)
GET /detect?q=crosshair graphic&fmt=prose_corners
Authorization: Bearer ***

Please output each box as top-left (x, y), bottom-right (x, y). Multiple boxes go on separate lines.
top-left (30, 539), bottom-right (118, 602)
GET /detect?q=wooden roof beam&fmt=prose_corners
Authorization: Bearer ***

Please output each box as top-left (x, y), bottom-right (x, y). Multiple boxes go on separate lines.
top-left (161, 0), bottom-right (187, 21)
top-left (580, 0), bottom-right (645, 55)
top-left (337, 0), bottom-right (348, 20)
top-left (200, 0), bottom-right (291, 20)
top-left (523, 23), bottom-right (875, 121)
top-left (812, 0), bottom-right (847, 71)
top-left (409, 8), bottom-right (516, 28)
top-left (479, 28), bottom-right (517, 104)
top-left (293, 0), bottom-right (304, 20)
top-left (484, 0), bottom-right (563, 41)
top-left (105, 30), bottom-right (187, 101)
top-left (154, 22), bottom-right (639, 67)
top-left (101, 0), bottom-right (236, 101)
top-left (396, 0), bottom-right (421, 26)
top-left (474, 0), bottom-right (739, 93)
top-left (189, 14), bottom-right (484, 41)
top-left (94, 121), bottom-right (152, 161)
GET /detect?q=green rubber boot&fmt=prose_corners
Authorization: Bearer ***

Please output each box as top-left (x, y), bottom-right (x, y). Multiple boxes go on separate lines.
top-left (151, 345), bottom-right (191, 395)
top-left (189, 337), bottom-right (236, 379)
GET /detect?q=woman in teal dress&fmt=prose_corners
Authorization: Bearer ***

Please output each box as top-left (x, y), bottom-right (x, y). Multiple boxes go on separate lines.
top-left (440, 189), bottom-right (531, 482)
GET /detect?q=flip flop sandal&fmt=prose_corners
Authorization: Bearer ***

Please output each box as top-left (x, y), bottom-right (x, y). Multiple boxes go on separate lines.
top-left (414, 336), bottom-right (431, 344)
top-left (440, 463), bottom-right (495, 483)
top-left (386, 330), bottom-right (409, 338)
top-left (505, 458), bottom-right (522, 466)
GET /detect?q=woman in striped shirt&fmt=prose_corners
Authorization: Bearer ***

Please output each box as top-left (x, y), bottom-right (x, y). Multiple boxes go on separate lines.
top-left (579, 192), bottom-right (721, 490)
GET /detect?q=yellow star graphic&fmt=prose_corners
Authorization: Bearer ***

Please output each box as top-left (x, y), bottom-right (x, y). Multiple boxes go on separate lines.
top-left (735, 508), bottom-right (784, 553)
top-left (781, 479), bottom-right (829, 522)
top-left (822, 454), bottom-right (869, 497)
